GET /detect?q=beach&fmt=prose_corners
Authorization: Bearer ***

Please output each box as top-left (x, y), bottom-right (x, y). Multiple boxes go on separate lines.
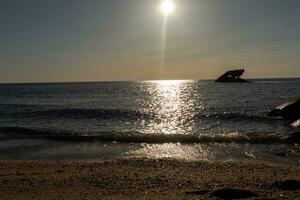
top-left (1, 158), bottom-right (300, 199)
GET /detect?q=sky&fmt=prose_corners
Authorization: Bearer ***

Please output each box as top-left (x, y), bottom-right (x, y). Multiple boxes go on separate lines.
top-left (0, 0), bottom-right (300, 83)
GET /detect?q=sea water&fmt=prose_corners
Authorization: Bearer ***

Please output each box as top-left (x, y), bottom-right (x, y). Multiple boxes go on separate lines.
top-left (0, 79), bottom-right (299, 163)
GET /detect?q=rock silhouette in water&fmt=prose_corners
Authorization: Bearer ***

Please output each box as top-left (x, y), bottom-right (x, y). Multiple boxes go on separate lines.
top-left (215, 69), bottom-right (249, 82)
top-left (269, 97), bottom-right (300, 121)
top-left (288, 132), bottom-right (300, 142)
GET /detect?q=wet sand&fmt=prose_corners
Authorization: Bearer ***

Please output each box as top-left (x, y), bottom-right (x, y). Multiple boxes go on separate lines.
top-left (1, 159), bottom-right (300, 199)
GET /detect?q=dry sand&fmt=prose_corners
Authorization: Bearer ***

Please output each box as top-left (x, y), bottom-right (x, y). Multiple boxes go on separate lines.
top-left (1, 159), bottom-right (300, 199)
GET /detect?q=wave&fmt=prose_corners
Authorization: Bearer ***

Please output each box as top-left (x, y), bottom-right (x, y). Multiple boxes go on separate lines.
top-left (0, 104), bottom-right (282, 123)
top-left (0, 126), bottom-right (294, 144)
top-left (193, 112), bottom-right (282, 122)
top-left (0, 107), bottom-right (153, 120)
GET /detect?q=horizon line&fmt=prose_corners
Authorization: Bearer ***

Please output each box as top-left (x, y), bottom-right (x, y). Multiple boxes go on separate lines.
top-left (0, 77), bottom-right (300, 85)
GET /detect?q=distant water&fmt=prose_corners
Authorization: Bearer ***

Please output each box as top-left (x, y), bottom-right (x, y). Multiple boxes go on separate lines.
top-left (0, 79), bottom-right (300, 163)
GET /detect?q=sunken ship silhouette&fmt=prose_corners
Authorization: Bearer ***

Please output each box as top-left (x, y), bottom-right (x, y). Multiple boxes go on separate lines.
top-left (215, 69), bottom-right (249, 83)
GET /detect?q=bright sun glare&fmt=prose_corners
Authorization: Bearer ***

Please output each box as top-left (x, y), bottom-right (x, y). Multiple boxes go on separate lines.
top-left (161, 0), bottom-right (175, 15)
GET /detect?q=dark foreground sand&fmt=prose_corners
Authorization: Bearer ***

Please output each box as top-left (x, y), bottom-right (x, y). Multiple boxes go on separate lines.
top-left (1, 159), bottom-right (300, 199)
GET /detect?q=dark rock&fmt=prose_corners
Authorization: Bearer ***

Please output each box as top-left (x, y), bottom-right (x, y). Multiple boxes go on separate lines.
top-left (215, 69), bottom-right (249, 83)
top-left (211, 188), bottom-right (258, 199)
top-left (288, 132), bottom-right (300, 142)
top-left (269, 97), bottom-right (300, 121)
top-left (273, 180), bottom-right (300, 191)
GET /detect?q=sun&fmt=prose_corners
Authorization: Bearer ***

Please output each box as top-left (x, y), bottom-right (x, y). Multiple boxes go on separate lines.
top-left (161, 0), bottom-right (175, 15)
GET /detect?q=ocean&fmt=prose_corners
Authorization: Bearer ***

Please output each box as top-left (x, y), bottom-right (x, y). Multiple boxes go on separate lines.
top-left (0, 79), bottom-right (299, 163)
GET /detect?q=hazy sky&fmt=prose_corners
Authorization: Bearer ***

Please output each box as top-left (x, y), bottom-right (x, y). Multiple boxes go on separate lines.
top-left (1, 0), bottom-right (300, 82)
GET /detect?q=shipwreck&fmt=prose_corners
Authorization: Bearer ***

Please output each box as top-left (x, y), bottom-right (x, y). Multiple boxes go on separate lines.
top-left (215, 69), bottom-right (249, 83)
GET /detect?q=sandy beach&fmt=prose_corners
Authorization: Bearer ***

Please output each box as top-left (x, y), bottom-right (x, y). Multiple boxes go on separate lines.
top-left (1, 159), bottom-right (300, 199)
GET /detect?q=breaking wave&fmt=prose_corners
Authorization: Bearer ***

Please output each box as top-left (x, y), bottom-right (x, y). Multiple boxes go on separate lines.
top-left (0, 126), bottom-right (294, 144)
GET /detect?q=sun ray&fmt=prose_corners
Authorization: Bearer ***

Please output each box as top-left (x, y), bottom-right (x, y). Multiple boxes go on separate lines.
top-left (160, 0), bottom-right (175, 72)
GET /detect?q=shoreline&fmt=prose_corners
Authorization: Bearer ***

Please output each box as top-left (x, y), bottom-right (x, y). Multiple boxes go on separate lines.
top-left (1, 158), bottom-right (300, 199)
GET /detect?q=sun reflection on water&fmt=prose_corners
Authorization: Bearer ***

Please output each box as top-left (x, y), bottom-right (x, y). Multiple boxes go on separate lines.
top-left (140, 80), bottom-right (197, 135)
top-left (126, 143), bottom-right (211, 161)
top-left (129, 80), bottom-right (208, 160)
top-left (153, 80), bottom-right (183, 134)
